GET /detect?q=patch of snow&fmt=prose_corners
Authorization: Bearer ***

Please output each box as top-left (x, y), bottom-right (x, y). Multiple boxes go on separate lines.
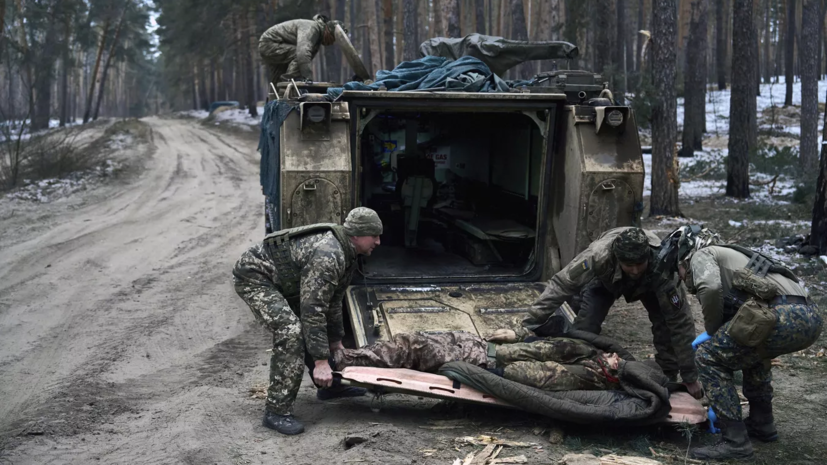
top-left (212, 106), bottom-right (264, 126)
top-left (756, 241), bottom-right (797, 268)
top-left (3, 160), bottom-right (122, 203)
top-left (0, 118), bottom-right (85, 142)
top-left (820, 256), bottom-right (827, 266)
top-left (178, 109), bottom-right (209, 119)
top-left (726, 219), bottom-right (811, 228)
top-left (677, 78), bottom-right (827, 136)
top-left (107, 133), bottom-right (134, 150)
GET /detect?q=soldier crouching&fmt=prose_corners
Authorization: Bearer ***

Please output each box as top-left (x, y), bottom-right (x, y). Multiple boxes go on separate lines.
top-left (664, 225), bottom-right (823, 461)
top-left (232, 207), bottom-right (383, 435)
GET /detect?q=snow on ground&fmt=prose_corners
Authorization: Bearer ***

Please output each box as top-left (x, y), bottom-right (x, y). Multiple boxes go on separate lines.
top-left (0, 118), bottom-right (85, 142)
top-left (677, 78), bottom-right (827, 137)
top-left (107, 133), bottom-right (134, 150)
top-left (177, 106), bottom-right (264, 129)
top-left (3, 160), bottom-right (121, 203)
top-left (178, 109), bottom-right (209, 119)
top-left (642, 150), bottom-right (795, 201)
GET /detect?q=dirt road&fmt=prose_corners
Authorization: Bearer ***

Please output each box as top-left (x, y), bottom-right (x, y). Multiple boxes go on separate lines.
top-left (2, 117), bottom-right (826, 465)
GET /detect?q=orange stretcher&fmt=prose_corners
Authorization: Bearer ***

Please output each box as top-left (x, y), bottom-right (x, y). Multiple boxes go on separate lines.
top-left (335, 367), bottom-right (707, 424)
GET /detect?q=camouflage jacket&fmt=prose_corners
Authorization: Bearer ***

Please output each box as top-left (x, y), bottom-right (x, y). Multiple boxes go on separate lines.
top-left (239, 230), bottom-right (356, 360)
top-left (259, 19), bottom-right (324, 79)
top-left (526, 227), bottom-right (666, 327)
top-left (686, 246), bottom-right (807, 335)
top-left (524, 227), bottom-right (698, 383)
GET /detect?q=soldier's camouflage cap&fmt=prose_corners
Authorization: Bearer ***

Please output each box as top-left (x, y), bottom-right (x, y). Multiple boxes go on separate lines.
top-left (344, 207), bottom-right (383, 236)
top-left (612, 228), bottom-right (650, 264)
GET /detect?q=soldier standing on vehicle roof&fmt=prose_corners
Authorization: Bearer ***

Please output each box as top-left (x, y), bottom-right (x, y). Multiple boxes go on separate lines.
top-left (258, 14), bottom-right (340, 84)
top-left (488, 227), bottom-right (703, 399)
top-left (662, 225), bottom-right (823, 461)
top-left (232, 207), bottom-right (383, 435)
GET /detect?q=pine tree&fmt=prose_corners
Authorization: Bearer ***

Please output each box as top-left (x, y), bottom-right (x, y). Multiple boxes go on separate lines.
top-left (650, 0), bottom-right (681, 216)
top-left (726, 0), bottom-right (757, 198)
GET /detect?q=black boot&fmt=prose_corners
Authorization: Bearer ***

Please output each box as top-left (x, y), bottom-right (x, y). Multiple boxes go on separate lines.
top-left (745, 400), bottom-right (778, 442)
top-left (316, 385), bottom-right (367, 400)
top-left (262, 411), bottom-right (305, 435)
top-left (690, 418), bottom-right (754, 461)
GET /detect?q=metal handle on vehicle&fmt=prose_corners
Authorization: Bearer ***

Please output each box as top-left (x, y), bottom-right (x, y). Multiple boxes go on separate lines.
top-left (303, 181), bottom-right (317, 191)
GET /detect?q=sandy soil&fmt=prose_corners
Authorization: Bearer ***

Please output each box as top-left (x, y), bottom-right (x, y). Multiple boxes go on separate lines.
top-left (1, 118), bottom-right (825, 465)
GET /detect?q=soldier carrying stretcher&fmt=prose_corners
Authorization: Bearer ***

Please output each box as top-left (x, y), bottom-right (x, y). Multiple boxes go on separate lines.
top-left (489, 227), bottom-right (703, 399)
top-left (660, 225), bottom-right (823, 461)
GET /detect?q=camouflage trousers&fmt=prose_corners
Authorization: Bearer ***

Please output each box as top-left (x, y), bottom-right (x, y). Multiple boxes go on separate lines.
top-left (574, 279), bottom-right (682, 379)
top-left (334, 333), bottom-right (617, 391)
top-left (696, 303), bottom-right (823, 421)
top-left (233, 267), bottom-right (307, 416)
top-left (333, 332), bottom-right (489, 372)
top-left (498, 338), bottom-right (618, 391)
top-left (259, 40), bottom-right (307, 84)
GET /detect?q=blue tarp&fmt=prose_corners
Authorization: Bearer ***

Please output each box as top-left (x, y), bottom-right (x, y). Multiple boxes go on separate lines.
top-left (259, 100), bottom-right (296, 231)
top-left (327, 56), bottom-right (526, 99)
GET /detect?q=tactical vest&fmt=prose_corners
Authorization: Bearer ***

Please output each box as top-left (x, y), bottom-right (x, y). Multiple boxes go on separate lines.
top-left (262, 223), bottom-right (354, 299)
top-left (720, 244), bottom-right (799, 318)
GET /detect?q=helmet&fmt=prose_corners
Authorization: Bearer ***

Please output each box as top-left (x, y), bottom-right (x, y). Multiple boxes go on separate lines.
top-left (653, 225), bottom-right (721, 275)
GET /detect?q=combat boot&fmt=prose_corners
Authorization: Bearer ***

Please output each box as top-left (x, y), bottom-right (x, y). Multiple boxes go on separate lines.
top-left (316, 385), bottom-right (367, 400)
top-left (262, 411), bottom-right (305, 435)
top-left (690, 418), bottom-right (754, 461)
top-left (745, 400), bottom-right (778, 442)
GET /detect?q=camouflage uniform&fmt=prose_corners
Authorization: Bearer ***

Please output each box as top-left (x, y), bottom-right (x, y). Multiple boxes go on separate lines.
top-left (233, 227), bottom-right (356, 415)
top-left (259, 18), bottom-right (326, 83)
top-left (525, 227), bottom-right (698, 383)
top-left (334, 332), bottom-right (619, 391)
top-left (687, 246), bottom-right (823, 421)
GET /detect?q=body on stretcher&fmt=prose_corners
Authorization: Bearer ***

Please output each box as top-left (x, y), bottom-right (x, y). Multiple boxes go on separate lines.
top-left (333, 367), bottom-right (707, 425)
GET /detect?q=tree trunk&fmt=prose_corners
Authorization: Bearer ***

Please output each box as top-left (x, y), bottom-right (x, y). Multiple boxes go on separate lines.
top-left (245, 8), bottom-right (257, 117)
top-left (727, 0), bottom-right (756, 198)
top-left (811, 84), bottom-right (827, 253)
top-left (475, 0), bottom-right (486, 33)
top-left (322, 0), bottom-right (342, 83)
top-left (383, 0), bottom-right (395, 69)
top-left (762, 0), bottom-right (771, 82)
top-left (681, 0), bottom-right (708, 157)
top-left (32, 18), bottom-right (59, 130)
top-left (59, 11), bottom-right (72, 127)
top-left (650, 0), bottom-right (681, 216)
top-left (84, 19), bottom-right (111, 123)
top-left (800, 0), bottom-right (820, 173)
top-left (615, 0), bottom-right (627, 99)
top-left (403, 0), bottom-right (418, 60)
top-left (637, 0), bottom-right (645, 73)
top-left (366, 0), bottom-right (382, 76)
top-left (509, 0), bottom-right (530, 78)
top-left (785, 0), bottom-right (796, 105)
top-left (94, 4), bottom-right (129, 121)
top-left (595, 0), bottom-right (614, 74)
top-left (443, 0), bottom-right (461, 37)
top-left (716, 0), bottom-right (729, 89)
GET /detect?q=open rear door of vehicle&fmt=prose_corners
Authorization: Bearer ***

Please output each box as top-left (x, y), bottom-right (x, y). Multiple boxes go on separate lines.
top-left (345, 282), bottom-right (546, 348)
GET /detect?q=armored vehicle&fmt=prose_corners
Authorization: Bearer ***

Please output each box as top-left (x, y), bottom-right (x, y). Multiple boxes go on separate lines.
top-left (262, 34), bottom-right (644, 348)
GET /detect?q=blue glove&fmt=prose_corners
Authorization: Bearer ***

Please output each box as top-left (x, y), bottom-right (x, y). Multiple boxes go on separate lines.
top-left (708, 407), bottom-right (720, 434)
top-left (692, 332), bottom-right (712, 350)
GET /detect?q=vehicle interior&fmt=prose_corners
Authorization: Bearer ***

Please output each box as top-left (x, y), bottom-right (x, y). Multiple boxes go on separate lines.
top-left (358, 110), bottom-right (548, 280)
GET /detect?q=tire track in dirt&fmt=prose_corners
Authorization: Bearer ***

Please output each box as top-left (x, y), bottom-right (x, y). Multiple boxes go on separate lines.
top-left (0, 117), bottom-right (265, 462)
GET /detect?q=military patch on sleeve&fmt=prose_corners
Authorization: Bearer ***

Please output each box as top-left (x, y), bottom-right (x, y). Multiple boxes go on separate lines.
top-left (568, 259), bottom-right (591, 280)
top-left (670, 292), bottom-right (682, 309)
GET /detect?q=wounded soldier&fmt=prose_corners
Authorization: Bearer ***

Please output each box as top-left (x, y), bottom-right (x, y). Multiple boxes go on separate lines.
top-left (333, 331), bottom-right (622, 392)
